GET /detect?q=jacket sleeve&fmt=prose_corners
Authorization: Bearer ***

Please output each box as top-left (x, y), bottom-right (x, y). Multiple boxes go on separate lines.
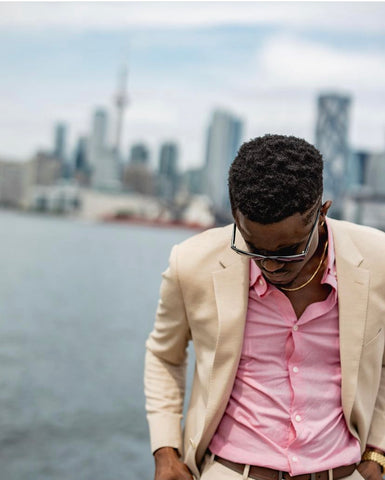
top-left (144, 244), bottom-right (191, 455)
top-left (367, 348), bottom-right (385, 450)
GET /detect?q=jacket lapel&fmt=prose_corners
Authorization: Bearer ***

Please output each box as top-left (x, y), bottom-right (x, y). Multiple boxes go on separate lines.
top-left (196, 247), bottom-right (249, 463)
top-left (329, 219), bottom-right (370, 434)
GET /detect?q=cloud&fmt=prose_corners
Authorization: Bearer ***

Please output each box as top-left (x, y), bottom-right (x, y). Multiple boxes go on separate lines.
top-left (257, 34), bottom-right (385, 91)
top-left (1, 2), bottom-right (385, 33)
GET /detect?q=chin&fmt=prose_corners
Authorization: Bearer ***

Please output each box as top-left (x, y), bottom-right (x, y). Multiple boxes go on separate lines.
top-left (262, 270), bottom-right (298, 286)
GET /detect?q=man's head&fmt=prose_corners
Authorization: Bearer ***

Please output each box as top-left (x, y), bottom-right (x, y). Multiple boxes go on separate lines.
top-left (229, 134), bottom-right (330, 288)
top-left (228, 134), bottom-right (323, 224)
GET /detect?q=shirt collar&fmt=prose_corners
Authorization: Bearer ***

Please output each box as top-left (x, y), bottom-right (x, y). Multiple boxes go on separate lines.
top-left (321, 217), bottom-right (337, 289)
top-left (249, 217), bottom-right (337, 296)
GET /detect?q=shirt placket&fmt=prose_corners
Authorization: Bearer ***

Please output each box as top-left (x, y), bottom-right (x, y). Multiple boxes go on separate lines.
top-left (275, 290), bottom-right (306, 473)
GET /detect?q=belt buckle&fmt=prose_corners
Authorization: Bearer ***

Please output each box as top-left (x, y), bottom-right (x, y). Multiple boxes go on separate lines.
top-left (282, 471), bottom-right (316, 480)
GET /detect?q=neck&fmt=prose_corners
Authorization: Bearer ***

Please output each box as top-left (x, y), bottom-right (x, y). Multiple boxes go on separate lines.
top-left (279, 238), bottom-right (329, 292)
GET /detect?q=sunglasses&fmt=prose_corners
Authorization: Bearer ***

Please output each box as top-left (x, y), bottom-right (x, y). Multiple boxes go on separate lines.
top-left (231, 209), bottom-right (321, 263)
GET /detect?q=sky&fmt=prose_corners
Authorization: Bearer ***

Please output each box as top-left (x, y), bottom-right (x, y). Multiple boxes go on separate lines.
top-left (1, 1), bottom-right (385, 170)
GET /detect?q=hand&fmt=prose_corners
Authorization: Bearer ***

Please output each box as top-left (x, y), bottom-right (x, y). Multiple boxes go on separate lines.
top-left (357, 460), bottom-right (383, 480)
top-left (154, 447), bottom-right (194, 480)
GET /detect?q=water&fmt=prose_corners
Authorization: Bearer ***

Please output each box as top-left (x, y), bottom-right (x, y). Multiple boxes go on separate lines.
top-left (0, 210), bottom-right (193, 480)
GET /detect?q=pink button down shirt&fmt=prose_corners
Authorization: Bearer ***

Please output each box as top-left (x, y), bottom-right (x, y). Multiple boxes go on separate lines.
top-left (209, 221), bottom-right (361, 474)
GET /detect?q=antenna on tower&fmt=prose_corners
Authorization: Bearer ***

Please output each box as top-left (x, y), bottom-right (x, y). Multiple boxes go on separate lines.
top-left (113, 64), bottom-right (129, 161)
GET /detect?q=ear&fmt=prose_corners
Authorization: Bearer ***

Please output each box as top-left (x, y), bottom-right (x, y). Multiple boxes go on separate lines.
top-left (233, 208), bottom-right (241, 228)
top-left (320, 200), bottom-right (332, 223)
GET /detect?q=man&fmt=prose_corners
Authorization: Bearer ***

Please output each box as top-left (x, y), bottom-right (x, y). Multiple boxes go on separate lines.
top-left (144, 135), bottom-right (385, 480)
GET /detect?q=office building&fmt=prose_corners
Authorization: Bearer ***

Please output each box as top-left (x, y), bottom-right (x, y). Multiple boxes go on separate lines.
top-left (204, 109), bottom-right (243, 216)
top-left (0, 158), bottom-right (35, 208)
top-left (74, 136), bottom-right (88, 173)
top-left (74, 136), bottom-right (90, 185)
top-left (123, 142), bottom-right (154, 194)
top-left (158, 142), bottom-right (179, 201)
top-left (182, 167), bottom-right (204, 196)
top-left (32, 151), bottom-right (62, 186)
top-left (346, 150), bottom-right (371, 191)
top-left (53, 122), bottom-right (67, 162)
top-left (315, 93), bottom-right (351, 218)
top-left (89, 108), bottom-right (120, 190)
top-left (129, 143), bottom-right (149, 165)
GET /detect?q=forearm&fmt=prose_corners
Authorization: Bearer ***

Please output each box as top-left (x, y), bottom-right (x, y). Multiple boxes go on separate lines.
top-left (144, 347), bottom-right (188, 454)
top-left (367, 362), bottom-right (385, 451)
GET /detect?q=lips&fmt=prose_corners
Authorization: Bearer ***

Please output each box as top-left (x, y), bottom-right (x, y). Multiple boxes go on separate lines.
top-left (261, 269), bottom-right (292, 284)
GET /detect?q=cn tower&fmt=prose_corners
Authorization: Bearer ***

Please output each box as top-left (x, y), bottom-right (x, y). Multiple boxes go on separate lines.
top-left (113, 64), bottom-right (129, 161)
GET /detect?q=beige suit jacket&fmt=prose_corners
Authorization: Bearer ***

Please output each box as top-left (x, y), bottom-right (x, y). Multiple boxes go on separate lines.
top-left (144, 218), bottom-right (385, 479)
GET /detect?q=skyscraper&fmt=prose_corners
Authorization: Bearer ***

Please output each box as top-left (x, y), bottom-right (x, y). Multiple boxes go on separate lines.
top-left (315, 93), bottom-right (351, 218)
top-left (158, 142), bottom-right (178, 201)
top-left (89, 108), bottom-right (108, 167)
top-left (346, 150), bottom-right (371, 190)
top-left (123, 142), bottom-right (154, 194)
top-left (73, 136), bottom-right (90, 185)
top-left (53, 122), bottom-right (67, 162)
top-left (89, 108), bottom-right (120, 190)
top-left (204, 109), bottom-right (243, 216)
top-left (129, 143), bottom-right (149, 165)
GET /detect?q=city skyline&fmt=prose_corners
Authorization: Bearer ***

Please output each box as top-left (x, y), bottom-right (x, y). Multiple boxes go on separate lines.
top-left (1, 2), bottom-right (385, 169)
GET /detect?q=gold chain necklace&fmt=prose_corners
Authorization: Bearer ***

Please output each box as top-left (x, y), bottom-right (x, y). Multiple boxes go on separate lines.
top-left (280, 240), bottom-right (329, 292)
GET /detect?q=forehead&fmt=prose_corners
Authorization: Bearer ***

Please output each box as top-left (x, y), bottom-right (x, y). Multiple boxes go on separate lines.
top-left (235, 209), bottom-right (313, 251)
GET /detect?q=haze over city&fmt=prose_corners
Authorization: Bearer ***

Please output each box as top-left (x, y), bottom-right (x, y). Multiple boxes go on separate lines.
top-left (1, 1), bottom-right (385, 170)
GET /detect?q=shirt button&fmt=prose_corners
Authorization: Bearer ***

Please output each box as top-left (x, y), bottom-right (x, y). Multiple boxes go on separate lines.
top-left (292, 456), bottom-right (298, 462)
top-left (189, 439), bottom-right (197, 449)
top-left (293, 325), bottom-right (298, 331)
top-left (293, 366), bottom-right (299, 373)
top-left (259, 278), bottom-right (264, 285)
top-left (295, 414), bottom-right (302, 422)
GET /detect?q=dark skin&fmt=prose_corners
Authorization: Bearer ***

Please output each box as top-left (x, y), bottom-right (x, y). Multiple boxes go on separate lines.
top-left (235, 202), bottom-right (333, 318)
top-left (154, 447), bottom-right (193, 480)
top-left (153, 202), bottom-right (382, 480)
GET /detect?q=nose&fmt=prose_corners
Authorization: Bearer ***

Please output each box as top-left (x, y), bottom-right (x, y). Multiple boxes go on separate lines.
top-left (260, 258), bottom-right (285, 272)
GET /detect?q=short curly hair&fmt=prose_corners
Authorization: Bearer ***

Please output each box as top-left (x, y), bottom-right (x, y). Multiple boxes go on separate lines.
top-left (228, 134), bottom-right (323, 224)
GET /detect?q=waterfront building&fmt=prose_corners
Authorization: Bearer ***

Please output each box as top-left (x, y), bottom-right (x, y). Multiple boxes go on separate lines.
top-left (315, 93), bottom-right (351, 218)
top-left (204, 109), bottom-right (243, 218)
top-left (32, 151), bottom-right (62, 186)
top-left (30, 184), bottom-right (81, 214)
top-left (0, 157), bottom-right (35, 208)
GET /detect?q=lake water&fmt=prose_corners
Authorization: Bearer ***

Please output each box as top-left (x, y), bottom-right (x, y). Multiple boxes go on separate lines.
top-left (0, 210), bottom-right (194, 480)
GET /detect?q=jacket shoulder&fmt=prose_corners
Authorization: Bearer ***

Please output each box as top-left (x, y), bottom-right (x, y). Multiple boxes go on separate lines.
top-left (171, 224), bottom-right (238, 277)
top-left (329, 218), bottom-right (385, 263)
top-left (178, 224), bottom-right (233, 252)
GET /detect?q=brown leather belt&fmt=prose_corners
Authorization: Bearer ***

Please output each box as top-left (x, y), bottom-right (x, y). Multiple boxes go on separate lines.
top-left (214, 455), bottom-right (356, 480)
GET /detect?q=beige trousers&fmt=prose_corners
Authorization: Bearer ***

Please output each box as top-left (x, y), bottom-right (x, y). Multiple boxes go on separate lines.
top-left (199, 453), bottom-right (365, 480)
